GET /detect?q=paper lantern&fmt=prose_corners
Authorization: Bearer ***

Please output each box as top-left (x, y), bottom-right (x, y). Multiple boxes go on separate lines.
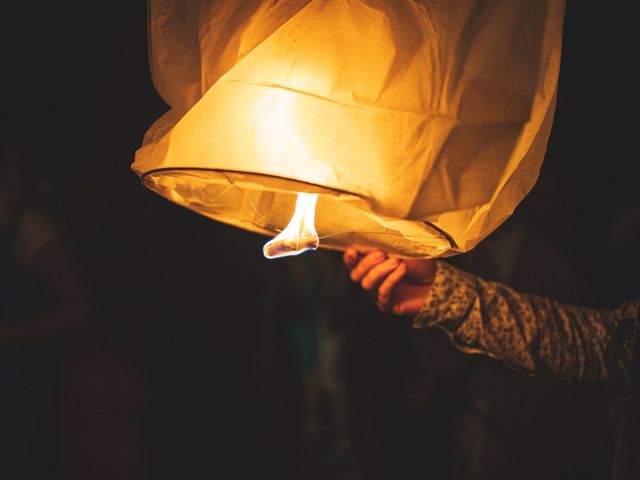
top-left (133, 0), bottom-right (564, 258)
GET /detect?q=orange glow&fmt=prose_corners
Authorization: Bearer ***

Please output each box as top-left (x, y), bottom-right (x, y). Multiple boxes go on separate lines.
top-left (135, 0), bottom-right (565, 258)
top-left (263, 192), bottom-right (319, 259)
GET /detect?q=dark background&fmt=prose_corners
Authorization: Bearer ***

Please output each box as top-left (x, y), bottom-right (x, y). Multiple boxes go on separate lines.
top-left (1, 1), bottom-right (638, 479)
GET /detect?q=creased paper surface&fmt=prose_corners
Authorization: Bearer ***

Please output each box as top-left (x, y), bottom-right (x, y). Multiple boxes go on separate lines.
top-left (133, 0), bottom-right (564, 257)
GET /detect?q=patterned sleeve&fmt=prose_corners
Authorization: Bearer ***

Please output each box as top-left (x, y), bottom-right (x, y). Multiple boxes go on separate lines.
top-left (414, 261), bottom-right (639, 392)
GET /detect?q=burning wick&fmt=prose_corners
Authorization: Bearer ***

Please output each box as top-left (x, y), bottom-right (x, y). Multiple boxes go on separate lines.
top-left (263, 192), bottom-right (320, 259)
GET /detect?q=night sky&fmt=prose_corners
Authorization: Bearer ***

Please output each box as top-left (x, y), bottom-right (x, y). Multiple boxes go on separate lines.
top-left (1, 2), bottom-right (638, 479)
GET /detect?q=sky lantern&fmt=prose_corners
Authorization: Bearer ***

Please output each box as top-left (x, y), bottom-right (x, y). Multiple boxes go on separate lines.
top-left (133, 0), bottom-right (565, 259)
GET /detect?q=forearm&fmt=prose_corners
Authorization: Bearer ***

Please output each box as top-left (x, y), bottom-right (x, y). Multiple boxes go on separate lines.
top-left (414, 261), bottom-right (638, 392)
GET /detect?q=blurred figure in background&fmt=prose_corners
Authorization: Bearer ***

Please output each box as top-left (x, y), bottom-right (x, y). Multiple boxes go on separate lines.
top-left (0, 138), bottom-right (91, 479)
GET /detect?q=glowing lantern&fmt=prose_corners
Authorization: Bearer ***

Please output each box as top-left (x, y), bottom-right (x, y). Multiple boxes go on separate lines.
top-left (133, 0), bottom-right (565, 258)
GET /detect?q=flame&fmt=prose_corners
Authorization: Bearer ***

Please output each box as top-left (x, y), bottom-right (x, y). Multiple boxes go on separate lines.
top-left (263, 192), bottom-right (319, 259)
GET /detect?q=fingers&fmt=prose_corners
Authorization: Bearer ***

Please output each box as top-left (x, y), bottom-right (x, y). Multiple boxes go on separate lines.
top-left (348, 250), bottom-right (386, 282)
top-left (342, 248), bottom-right (359, 271)
top-left (361, 257), bottom-right (400, 292)
top-left (377, 261), bottom-right (407, 309)
top-left (344, 249), bottom-right (417, 316)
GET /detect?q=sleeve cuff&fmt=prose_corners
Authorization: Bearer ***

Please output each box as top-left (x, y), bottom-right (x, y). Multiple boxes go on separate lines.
top-left (412, 260), bottom-right (479, 330)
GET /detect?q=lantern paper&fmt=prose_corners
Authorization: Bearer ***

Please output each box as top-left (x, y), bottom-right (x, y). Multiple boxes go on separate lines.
top-left (133, 0), bottom-right (564, 258)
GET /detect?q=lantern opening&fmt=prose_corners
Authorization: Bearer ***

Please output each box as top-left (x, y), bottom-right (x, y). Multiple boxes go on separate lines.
top-left (263, 192), bottom-right (319, 259)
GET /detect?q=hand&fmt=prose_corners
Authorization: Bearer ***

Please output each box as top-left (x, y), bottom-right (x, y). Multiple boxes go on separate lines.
top-left (343, 248), bottom-right (436, 316)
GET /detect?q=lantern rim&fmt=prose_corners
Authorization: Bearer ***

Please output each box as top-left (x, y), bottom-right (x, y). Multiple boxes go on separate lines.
top-left (138, 167), bottom-right (457, 258)
top-left (140, 167), bottom-right (366, 200)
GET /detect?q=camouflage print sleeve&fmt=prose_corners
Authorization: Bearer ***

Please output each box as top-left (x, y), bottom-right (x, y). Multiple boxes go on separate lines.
top-left (414, 261), bottom-right (639, 392)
